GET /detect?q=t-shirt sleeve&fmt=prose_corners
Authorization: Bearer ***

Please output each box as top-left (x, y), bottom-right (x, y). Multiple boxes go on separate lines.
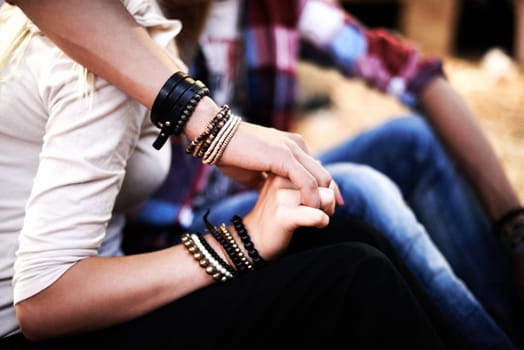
top-left (13, 0), bottom-right (182, 304)
top-left (12, 46), bottom-right (146, 304)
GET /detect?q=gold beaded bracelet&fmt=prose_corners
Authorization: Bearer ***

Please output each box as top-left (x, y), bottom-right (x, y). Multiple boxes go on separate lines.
top-left (181, 233), bottom-right (234, 282)
top-left (218, 223), bottom-right (254, 272)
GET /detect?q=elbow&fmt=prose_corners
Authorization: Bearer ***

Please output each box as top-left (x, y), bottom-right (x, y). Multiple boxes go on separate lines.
top-left (16, 299), bottom-right (56, 341)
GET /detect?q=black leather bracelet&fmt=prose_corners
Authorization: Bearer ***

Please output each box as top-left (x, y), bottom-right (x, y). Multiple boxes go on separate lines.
top-left (169, 79), bottom-right (208, 135)
top-left (173, 85), bottom-right (209, 135)
top-left (151, 72), bottom-right (209, 150)
top-left (151, 71), bottom-right (187, 127)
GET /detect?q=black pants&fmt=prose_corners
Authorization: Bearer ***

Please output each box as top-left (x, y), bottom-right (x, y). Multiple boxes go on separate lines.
top-left (4, 222), bottom-right (447, 350)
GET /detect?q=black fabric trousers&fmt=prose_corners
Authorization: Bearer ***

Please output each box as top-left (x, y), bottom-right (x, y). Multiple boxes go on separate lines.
top-left (4, 221), bottom-right (448, 350)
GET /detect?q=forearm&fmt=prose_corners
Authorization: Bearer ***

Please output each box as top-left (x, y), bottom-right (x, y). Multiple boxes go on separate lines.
top-left (15, 245), bottom-right (212, 340)
top-left (14, 174), bottom-right (334, 340)
top-left (12, 0), bottom-right (177, 108)
top-left (420, 77), bottom-right (521, 220)
top-left (11, 0), bottom-right (220, 140)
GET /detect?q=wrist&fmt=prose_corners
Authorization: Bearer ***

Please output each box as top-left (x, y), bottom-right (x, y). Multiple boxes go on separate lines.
top-left (183, 96), bottom-right (219, 140)
top-left (150, 72), bottom-right (217, 149)
top-left (241, 213), bottom-right (275, 262)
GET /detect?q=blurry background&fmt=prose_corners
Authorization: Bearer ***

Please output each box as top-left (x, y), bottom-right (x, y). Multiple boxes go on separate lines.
top-left (1, 0), bottom-right (521, 199)
top-left (293, 0), bottom-right (524, 202)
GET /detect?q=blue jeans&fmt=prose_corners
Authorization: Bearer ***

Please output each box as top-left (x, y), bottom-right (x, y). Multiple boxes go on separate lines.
top-left (190, 116), bottom-right (522, 349)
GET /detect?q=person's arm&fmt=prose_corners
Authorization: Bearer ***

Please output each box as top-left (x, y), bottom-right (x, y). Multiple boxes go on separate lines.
top-left (10, 0), bottom-right (334, 208)
top-left (419, 77), bottom-right (521, 220)
top-left (10, 0), bottom-right (175, 108)
top-left (298, 0), bottom-right (521, 219)
top-left (422, 78), bottom-right (524, 302)
top-left (16, 175), bottom-right (334, 341)
top-left (15, 245), bottom-right (210, 340)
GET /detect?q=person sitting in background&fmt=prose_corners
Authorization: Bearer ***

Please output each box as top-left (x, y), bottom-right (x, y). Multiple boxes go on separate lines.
top-left (123, 0), bottom-right (524, 349)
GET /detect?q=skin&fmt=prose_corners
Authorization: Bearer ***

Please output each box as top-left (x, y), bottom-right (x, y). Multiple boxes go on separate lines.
top-left (5, 0), bottom-right (339, 340)
top-left (7, 0), bottom-right (522, 339)
top-left (10, 0), bottom-right (341, 209)
top-left (421, 76), bottom-right (524, 300)
top-left (420, 77), bottom-right (521, 221)
top-left (154, 1), bottom-right (524, 291)
top-left (16, 175), bottom-right (336, 340)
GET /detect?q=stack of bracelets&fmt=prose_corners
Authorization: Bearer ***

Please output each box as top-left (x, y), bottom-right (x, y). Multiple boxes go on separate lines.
top-left (150, 71), bottom-right (210, 150)
top-left (184, 104), bottom-right (241, 165)
top-left (150, 71), bottom-right (242, 166)
top-left (180, 210), bottom-right (267, 282)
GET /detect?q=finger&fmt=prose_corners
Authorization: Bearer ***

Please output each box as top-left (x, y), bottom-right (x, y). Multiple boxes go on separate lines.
top-left (318, 187), bottom-right (336, 216)
top-left (292, 148), bottom-right (332, 188)
top-left (330, 179), bottom-right (344, 206)
top-left (278, 148), bottom-right (332, 208)
top-left (266, 173), bottom-right (299, 190)
top-left (288, 205), bottom-right (330, 229)
top-left (310, 160), bottom-right (343, 206)
top-left (280, 159), bottom-right (321, 208)
top-left (288, 132), bottom-right (311, 154)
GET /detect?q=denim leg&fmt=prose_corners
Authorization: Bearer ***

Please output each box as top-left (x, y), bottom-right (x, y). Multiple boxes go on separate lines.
top-left (318, 117), bottom-right (519, 322)
top-left (317, 118), bottom-right (510, 290)
top-left (324, 162), bottom-right (516, 350)
top-left (188, 161), bottom-right (515, 349)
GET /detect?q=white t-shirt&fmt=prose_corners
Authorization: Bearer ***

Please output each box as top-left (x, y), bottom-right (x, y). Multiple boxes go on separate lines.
top-left (199, 0), bottom-right (241, 106)
top-left (0, 0), bottom-right (180, 337)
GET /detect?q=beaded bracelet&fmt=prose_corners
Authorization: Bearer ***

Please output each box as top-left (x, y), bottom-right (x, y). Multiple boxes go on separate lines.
top-left (181, 233), bottom-right (232, 282)
top-left (190, 233), bottom-right (236, 279)
top-left (218, 223), bottom-right (254, 272)
top-left (203, 209), bottom-right (251, 275)
top-left (231, 215), bottom-right (266, 269)
top-left (202, 114), bottom-right (241, 165)
top-left (169, 79), bottom-right (209, 136)
top-left (185, 105), bottom-right (231, 156)
top-left (193, 232), bottom-right (238, 277)
top-left (151, 72), bottom-right (210, 150)
top-left (184, 103), bottom-right (242, 165)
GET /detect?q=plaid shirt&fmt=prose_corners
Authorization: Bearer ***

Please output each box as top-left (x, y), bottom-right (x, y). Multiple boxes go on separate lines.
top-left (128, 0), bottom-right (443, 230)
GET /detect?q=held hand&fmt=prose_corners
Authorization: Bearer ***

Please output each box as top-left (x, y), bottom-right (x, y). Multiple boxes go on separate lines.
top-left (241, 174), bottom-right (337, 261)
top-left (218, 160), bottom-right (343, 206)
top-left (218, 122), bottom-right (342, 208)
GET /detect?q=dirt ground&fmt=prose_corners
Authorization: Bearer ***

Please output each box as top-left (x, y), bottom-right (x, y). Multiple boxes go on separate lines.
top-left (293, 52), bottom-right (524, 203)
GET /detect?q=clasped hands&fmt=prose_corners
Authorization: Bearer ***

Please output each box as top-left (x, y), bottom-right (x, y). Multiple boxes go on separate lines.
top-left (216, 121), bottom-right (342, 210)
top-left (214, 121), bottom-right (342, 260)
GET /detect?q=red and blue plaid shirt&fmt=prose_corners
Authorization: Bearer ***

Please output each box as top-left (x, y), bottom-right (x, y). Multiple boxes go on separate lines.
top-left (127, 0), bottom-right (443, 231)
